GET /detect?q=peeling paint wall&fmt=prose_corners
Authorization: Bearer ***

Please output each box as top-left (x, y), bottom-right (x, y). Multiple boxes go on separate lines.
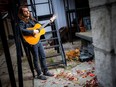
top-left (27, 0), bottom-right (74, 30)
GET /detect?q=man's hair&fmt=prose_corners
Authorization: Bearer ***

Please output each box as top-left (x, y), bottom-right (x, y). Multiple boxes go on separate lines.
top-left (18, 5), bottom-right (35, 22)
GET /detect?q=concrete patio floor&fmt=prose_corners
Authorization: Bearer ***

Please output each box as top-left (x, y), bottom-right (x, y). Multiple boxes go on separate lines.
top-left (0, 39), bottom-right (96, 87)
top-left (34, 61), bottom-right (95, 87)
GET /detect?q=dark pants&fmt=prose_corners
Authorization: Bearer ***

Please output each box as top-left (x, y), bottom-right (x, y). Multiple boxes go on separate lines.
top-left (29, 41), bottom-right (48, 75)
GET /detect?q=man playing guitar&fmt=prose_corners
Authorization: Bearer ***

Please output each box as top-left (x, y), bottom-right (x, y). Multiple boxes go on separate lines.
top-left (18, 5), bottom-right (56, 80)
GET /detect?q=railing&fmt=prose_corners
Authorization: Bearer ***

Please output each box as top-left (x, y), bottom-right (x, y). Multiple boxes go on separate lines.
top-left (0, 12), bottom-right (17, 87)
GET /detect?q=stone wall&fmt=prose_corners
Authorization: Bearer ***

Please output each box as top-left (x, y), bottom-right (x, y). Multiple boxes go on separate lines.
top-left (89, 0), bottom-right (116, 87)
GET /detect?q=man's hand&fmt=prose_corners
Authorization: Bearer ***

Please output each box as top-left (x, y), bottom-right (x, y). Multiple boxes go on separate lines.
top-left (50, 15), bottom-right (56, 22)
top-left (34, 30), bottom-right (39, 34)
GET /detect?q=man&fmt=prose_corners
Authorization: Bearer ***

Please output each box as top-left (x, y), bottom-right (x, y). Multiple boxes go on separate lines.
top-left (18, 5), bottom-right (54, 80)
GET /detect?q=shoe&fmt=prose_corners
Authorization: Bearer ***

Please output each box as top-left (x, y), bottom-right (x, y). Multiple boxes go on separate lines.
top-left (37, 74), bottom-right (47, 80)
top-left (44, 71), bottom-right (54, 76)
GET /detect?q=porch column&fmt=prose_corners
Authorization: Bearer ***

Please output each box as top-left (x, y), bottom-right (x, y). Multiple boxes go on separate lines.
top-left (89, 0), bottom-right (116, 87)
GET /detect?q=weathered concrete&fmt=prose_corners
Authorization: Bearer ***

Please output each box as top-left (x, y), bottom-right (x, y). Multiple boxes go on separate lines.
top-left (34, 61), bottom-right (95, 87)
top-left (89, 0), bottom-right (116, 8)
top-left (0, 40), bottom-right (82, 87)
top-left (89, 0), bottom-right (116, 87)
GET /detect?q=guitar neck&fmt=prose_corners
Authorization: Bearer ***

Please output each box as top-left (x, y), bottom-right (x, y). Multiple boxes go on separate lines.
top-left (39, 20), bottom-right (51, 30)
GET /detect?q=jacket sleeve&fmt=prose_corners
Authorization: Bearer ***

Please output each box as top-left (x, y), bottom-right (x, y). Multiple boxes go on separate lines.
top-left (19, 20), bottom-right (34, 36)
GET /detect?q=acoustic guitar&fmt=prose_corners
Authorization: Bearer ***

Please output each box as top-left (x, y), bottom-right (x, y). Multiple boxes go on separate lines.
top-left (23, 15), bottom-right (56, 45)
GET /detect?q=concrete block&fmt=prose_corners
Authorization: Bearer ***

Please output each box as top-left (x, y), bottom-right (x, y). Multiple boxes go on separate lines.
top-left (89, 0), bottom-right (116, 8)
top-left (111, 4), bottom-right (116, 54)
top-left (90, 7), bottom-right (112, 52)
top-left (94, 49), bottom-right (115, 87)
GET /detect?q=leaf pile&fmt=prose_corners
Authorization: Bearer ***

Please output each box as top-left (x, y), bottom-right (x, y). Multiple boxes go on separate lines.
top-left (65, 48), bottom-right (80, 61)
top-left (55, 70), bottom-right (78, 81)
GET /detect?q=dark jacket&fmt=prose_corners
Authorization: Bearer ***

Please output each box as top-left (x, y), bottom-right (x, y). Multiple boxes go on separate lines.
top-left (18, 19), bottom-right (37, 36)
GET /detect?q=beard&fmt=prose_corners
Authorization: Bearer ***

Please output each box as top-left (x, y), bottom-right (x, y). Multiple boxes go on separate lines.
top-left (23, 13), bottom-right (30, 18)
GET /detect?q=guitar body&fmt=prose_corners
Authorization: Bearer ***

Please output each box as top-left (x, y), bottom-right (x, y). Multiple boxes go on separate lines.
top-left (22, 15), bottom-right (56, 45)
top-left (23, 23), bottom-right (46, 45)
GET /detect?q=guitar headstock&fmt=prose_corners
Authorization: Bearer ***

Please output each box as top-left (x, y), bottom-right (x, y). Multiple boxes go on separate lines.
top-left (50, 15), bottom-right (56, 22)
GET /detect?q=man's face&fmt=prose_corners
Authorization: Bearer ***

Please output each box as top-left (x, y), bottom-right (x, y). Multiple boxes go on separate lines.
top-left (22, 7), bottom-right (30, 17)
